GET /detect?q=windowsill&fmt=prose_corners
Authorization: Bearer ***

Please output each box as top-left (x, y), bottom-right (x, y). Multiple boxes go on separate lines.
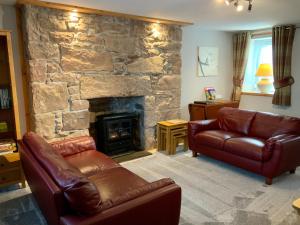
top-left (242, 92), bottom-right (273, 97)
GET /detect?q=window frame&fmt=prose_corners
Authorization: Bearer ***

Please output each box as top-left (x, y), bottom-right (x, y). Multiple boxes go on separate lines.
top-left (241, 31), bottom-right (274, 97)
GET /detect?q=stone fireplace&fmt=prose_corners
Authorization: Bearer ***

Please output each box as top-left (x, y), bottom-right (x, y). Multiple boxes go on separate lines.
top-left (21, 5), bottom-right (182, 149)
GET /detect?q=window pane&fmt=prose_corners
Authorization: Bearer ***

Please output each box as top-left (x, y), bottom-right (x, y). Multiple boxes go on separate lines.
top-left (242, 37), bottom-right (274, 94)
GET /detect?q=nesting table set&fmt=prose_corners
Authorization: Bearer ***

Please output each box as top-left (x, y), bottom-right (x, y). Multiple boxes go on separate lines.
top-left (157, 119), bottom-right (188, 155)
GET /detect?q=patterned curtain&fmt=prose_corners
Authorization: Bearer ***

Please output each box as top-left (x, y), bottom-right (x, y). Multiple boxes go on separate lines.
top-left (272, 25), bottom-right (296, 106)
top-left (231, 32), bottom-right (251, 102)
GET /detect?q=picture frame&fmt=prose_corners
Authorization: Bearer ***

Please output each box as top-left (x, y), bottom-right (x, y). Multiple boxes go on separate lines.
top-left (197, 47), bottom-right (219, 77)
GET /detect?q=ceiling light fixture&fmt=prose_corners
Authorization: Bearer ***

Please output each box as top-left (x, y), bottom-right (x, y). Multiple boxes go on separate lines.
top-left (224, 0), bottom-right (254, 12)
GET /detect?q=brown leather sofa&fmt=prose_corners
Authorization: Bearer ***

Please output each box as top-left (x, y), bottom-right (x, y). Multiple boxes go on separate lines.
top-left (188, 107), bottom-right (300, 185)
top-left (19, 132), bottom-right (181, 225)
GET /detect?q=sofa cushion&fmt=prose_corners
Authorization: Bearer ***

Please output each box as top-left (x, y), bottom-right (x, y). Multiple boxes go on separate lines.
top-left (195, 130), bottom-right (241, 149)
top-left (51, 136), bottom-right (96, 157)
top-left (89, 167), bottom-right (148, 202)
top-left (23, 132), bottom-right (101, 215)
top-left (218, 107), bottom-right (256, 135)
top-left (224, 137), bottom-right (266, 161)
top-left (249, 112), bottom-right (300, 139)
top-left (273, 116), bottom-right (300, 136)
top-left (65, 150), bottom-right (120, 177)
top-left (249, 112), bottom-right (284, 139)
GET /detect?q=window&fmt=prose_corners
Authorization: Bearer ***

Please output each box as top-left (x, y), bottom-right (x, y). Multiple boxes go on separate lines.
top-left (242, 36), bottom-right (274, 94)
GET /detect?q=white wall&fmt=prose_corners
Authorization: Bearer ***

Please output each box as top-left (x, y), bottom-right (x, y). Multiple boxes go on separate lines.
top-left (180, 26), bottom-right (234, 120)
top-left (1, 5), bottom-right (27, 135)
top-left (239, 30), bottom-right (300, 117)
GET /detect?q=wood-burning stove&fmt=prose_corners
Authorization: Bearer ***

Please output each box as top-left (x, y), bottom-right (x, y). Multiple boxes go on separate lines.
top-left (95, 112), bottom-right (141, 155)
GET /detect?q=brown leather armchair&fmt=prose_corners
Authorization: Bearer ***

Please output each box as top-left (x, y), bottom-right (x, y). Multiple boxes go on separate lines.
top-left (188, 107), bottom-right (300, 185)
top-left (19, 132), bottom-right (181, 225)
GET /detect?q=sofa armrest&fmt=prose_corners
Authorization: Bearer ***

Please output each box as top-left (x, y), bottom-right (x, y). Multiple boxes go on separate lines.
top-left (188, 119), bottom-right (219, 150)
top-left (262, 134), bottom-right (300, 178)
top-left (60, 182), bottom-right (181, 225)
top-left (50, 136), bottom-right (96, 157)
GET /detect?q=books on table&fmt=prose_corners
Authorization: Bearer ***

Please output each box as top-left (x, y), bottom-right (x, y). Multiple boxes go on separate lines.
top-left (0, 139), bottom-right (17, 155)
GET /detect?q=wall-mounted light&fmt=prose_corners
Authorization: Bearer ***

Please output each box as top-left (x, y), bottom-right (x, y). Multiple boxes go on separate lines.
top-left (151, 23), bottom-right (161, 39)
top-left (69, 11), bottom-right (79, 22)
top-left (224, 0), bottom-right (253, 12)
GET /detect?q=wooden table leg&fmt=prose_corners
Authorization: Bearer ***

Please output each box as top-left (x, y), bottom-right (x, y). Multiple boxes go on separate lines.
top-left (166, 127), bottom-right (171, 155)
top-left (184, 136), bottom-right (188, 151)
top-left (157, 124), bottom-right (161, 151)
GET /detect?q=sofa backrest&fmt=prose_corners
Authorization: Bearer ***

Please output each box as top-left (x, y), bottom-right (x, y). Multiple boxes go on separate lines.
top-left (19, 141), bottom-right (67, 225)
top-left (249, 112), bottom-right (300, 139)
top-left (218, 107), bottom-right (256, 135)
top-left (51, 136), bottom-right (96, 157)
top-left (23, 132), bottom-right (102, 215)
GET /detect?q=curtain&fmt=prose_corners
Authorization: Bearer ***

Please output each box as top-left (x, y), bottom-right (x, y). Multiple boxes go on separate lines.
top-left (272, 25), bottom-right (296, 106)
top-left (231, 32), bottom-right (251, 102)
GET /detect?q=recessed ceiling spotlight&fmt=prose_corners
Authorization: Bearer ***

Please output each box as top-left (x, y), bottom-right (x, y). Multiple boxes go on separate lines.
top-left (224, 0), bottom-right (233, 6)
top-left (225, 0), bottom-right (253, 12)
top-left (236, 4), bottom-right (244, 12)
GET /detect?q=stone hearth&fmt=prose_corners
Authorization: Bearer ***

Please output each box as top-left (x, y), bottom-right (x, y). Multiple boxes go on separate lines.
top-left (21, 5), bottom-right (182, 149)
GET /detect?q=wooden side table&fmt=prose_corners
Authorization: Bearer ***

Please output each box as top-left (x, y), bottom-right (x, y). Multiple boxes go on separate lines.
top-left (292, 198), bottom-right (300, 215)
top-left (0, 152), bottom-right (26, 188)
top-left (157, 120), bottom-right (188, 155)
top-left (189, 100), bottom-right (239, 121)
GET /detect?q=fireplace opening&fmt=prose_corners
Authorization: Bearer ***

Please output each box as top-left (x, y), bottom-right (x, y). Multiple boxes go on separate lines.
top-left (96, 112), bottom-right (141, 156)
top-left (88, 96), bottom-right (145, 156)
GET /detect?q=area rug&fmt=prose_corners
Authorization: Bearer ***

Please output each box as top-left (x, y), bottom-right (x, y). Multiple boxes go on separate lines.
top-left (1, 151), bottom-right (300, 225)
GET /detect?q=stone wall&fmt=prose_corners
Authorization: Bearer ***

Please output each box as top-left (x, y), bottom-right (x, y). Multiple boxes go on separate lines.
top-left (22, 5), bottom-right (182, 149)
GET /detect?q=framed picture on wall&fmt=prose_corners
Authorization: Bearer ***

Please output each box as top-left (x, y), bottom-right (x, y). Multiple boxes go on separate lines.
top-left (0, 87), bottom-right (11, 109)
top-left (197, 47), bottom-right (219, 77)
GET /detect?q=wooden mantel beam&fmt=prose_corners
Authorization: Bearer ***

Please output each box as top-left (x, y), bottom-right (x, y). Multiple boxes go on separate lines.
top-left (16, 0), bottom-right (193, 26)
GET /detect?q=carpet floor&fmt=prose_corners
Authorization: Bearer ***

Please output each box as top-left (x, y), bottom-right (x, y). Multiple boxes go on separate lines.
top-left (1, 151), bottom-right (300, 225)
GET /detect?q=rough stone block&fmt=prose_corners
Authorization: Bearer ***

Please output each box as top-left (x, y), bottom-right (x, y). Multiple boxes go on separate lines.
top-left (157, 75), bottom-right (181, 90)
top-left (70, 100), bottom-right (89, 111)
top-left (144, 110), bottom-right (157, 128)
top-left (49, 72), bottom-right (80, 86)
top-left (31, 83), bottom-right (69, 114)
top-left (62, 110), bottom-right (90, 131)
top-left (61, 45), bottom-right (113, 72)
top-left (68, 86), bottom-right (80, 95)
top-left (127, 56), bottom-right (164, 74)
top-left (29, 60), bottom-right (47, 82)
top-left (32, 113), bottom-right (56, 139)
top-left (49, 31), bottom-right (74, 43)
top-left (47, 61), bottom-right (62, 73)
top-left (28, 41), bottom-right (60, 60)
top-left (80, 75), bottom-right (151, 99)
top-left (144, 128), bottom-right (156, 150)
top-left (105, 36), bottom-right (137, 55)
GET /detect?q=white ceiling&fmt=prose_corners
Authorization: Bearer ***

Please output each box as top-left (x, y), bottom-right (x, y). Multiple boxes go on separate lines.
top-left (2, 0), bottom-right (300, 31)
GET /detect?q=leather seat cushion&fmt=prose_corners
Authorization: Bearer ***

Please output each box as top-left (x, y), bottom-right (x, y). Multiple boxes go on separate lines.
top-left (218, 107), bottom-right (256, 135)
top-left (90, 167), bottom-right (148, 202)
top-left (224, 137), bottom-right (266, 161)
top-left (195, 130), bottom-right (241, 149)
top-left (65, 150), bottom-right (120, 177)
